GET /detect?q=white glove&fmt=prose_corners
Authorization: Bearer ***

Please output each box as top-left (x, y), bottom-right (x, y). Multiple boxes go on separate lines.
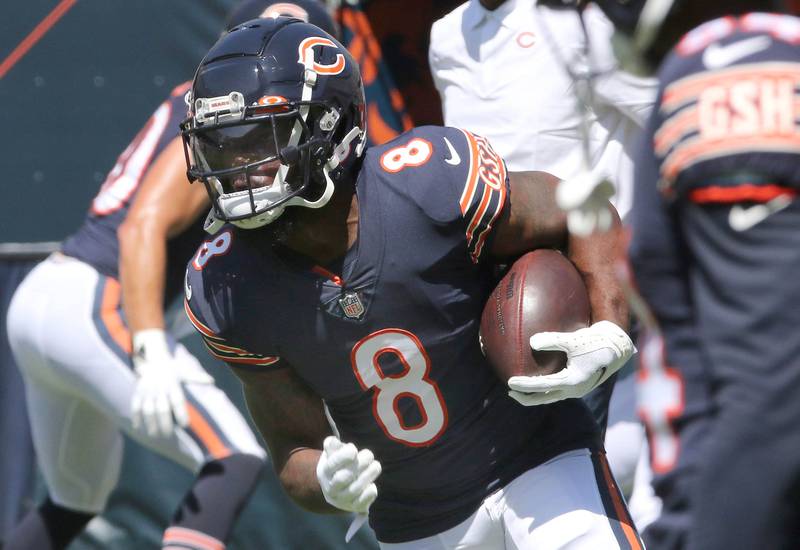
top-left (508, 320), bottom-right (635, 406)
top-left (556, 171), bottom-right (616, 237)
top-left (316, 436), bottom-right (381, 515)
top-left (131, 329), bottom-right (213, 437)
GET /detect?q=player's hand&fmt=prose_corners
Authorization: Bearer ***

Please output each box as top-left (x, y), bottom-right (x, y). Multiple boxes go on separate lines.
top-left (508, 321), bottom-right (635, 406)
top-left (316, 436), bottom-right (382, 515)
top-left (130, 329), bottom-right (213, 438)
top-left (556, 171), bottom-right (616, 236)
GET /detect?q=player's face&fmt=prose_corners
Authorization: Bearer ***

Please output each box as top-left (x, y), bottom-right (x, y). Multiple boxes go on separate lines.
top-left (192, 117), bottom-right (295, 193)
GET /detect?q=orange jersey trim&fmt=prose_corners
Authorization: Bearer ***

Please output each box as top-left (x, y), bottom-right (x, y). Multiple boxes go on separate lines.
top-left (662, 135), bottom-right (800, 180)
top-left (184, 299), bottom-right (219, 340)
top-left (163, 526), bottom-right (225, 550)
top-left (662, 63), bottom-right (800, 113)
top-left (689, 184), bottom-right (797, 204)
top-left (458, 129), bottom-right (482, 215)
top-left (202, 340), bottom-right (280, 367)
top-left (654, 106), bottom-right (698, 156)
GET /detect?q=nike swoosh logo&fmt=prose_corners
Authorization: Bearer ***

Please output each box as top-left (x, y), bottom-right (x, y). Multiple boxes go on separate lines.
top-left (443, 137), bottom-right (461, 165)
top-left (728, 195), bottom-right (792, 232)
top-left (703, 36), bottom-right (771, 70)
top-left (184, 269), bottom-right (193, 300)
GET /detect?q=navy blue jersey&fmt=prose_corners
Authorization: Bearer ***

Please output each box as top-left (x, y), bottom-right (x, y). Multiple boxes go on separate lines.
top-left (62, 82), bottom-right (207, 300)
top-left (651, 13), bottom-right (800, 198)
top-left (629, 14), bottom-right (800, 547)
top-left (185, 126), bottom-right (598, 542)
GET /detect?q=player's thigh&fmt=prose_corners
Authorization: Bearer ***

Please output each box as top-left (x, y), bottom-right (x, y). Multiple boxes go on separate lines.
top-left (24, 377), bottom-right (123, 513)
top-left (7, 256), bottom-right (132, 399)
top-left (501, 448), bottom-right (643, 550)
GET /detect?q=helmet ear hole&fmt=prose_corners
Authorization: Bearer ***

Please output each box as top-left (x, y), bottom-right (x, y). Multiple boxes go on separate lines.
top-left (328, 103), bottom-right (363, 155)
top-left (318, 108), bottom-right (340, 133)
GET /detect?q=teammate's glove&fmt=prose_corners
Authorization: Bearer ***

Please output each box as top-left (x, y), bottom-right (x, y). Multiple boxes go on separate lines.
top-left (556, 171), bottom-right (616, 236)
top-left (508, 320), bottom-right (635, 406)
top-left (131, 329), bottom-right (213, 437)
top-left (316, 436), bottom-right (382, 515)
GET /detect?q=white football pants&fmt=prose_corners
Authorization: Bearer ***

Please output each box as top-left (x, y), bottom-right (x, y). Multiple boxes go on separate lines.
top-left (380, 448), bottom-right (643, 550)
top-left (6, 254), bottom-right (265, 513)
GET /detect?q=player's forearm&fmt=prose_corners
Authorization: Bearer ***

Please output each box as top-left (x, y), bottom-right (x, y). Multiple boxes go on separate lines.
top-left (567, 210), bottom-right (629, 330)
top-left (279, 448), bottom-right (340, 514)
top-left (118, 220), bottom-right (169, 332)
top-left (237, 367), bottom-right (339, 513)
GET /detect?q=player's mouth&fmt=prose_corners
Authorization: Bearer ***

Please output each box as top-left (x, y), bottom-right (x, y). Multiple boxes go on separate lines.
top-left (229, 158), bottom-right (282, 191)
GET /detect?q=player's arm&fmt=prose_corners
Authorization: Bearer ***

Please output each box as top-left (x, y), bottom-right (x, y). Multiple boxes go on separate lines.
top-left (233, 366), bottom-right (333, 512)
top-left (118, 136), bottom-right (209, 332)
top-left (491, 170), bottom-right (627, 328)
top-left (233, 366), bottom-right (381, 515)
top-left (117, 136), bottom-right (213, 436)
top-left (492, 171), bottom-right (635, 406)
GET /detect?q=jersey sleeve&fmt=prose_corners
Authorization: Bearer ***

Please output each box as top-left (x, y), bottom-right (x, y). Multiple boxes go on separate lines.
top-left (183, 237), bottom-right (283, 372)
top-left (377, 126), bottom-right (509, 264)
top-left (453, 128), bottom-right (509, 263)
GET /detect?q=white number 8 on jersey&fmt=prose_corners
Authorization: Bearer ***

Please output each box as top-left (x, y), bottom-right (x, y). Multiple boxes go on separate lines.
top-left (351, 328), bottom-right (448, 446)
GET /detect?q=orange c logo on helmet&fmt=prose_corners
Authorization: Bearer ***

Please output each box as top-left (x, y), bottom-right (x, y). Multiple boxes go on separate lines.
top-left (298, 37), bottom-right (345, 75)
top-left (257, 95), bottom-right (287, 105)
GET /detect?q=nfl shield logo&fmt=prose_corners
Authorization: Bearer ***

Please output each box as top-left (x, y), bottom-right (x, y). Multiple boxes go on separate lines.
top-left (339, 292), bottom-right (364, 319)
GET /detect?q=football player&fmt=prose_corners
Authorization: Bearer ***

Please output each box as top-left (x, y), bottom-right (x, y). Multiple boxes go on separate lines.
top-left (3, 3), bottom-right (336, 550)
top-left (558, 0), bottom-right (800, 548)
top-left (182, 17), bottom-right (641, 549)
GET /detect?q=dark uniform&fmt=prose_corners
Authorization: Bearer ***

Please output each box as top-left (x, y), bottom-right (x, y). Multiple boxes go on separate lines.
top-left (185, 125), bottom-right (600, 543)
top-left (62, 82), bottom-right (206, 302)
top-left (629, 12), bottom-right (800, 550)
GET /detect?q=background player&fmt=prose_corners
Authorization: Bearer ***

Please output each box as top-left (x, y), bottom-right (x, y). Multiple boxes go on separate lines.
top-left (558, 0), bottom-right (800, 548)
top-left (182, 17), bottom-right (641, 549)
top-left (3, 3), bottom-right (338, 549)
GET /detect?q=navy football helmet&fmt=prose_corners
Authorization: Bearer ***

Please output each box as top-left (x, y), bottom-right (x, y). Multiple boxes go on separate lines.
top-left (181, 17), bottom-right (366, 230)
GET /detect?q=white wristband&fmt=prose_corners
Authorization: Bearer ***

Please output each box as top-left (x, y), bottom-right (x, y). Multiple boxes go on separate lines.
top-left (132, 328), bottom-right (170, 362)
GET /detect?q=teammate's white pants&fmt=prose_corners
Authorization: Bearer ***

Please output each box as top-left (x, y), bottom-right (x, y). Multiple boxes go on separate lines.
top-left (605, 371), bottom-right (645, 498)
top-left (6, 254), bottom-right (265, 513)
top-left (604, 369), bottom-right (661, 533)
top-left (380, 448), bottom-right (643, 550)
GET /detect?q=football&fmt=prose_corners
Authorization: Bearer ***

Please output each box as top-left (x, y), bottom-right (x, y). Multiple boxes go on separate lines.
top-left (480, 249), bottom-right (590, 382)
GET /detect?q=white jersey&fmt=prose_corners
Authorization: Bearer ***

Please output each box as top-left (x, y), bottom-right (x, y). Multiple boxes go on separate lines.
top-left (429, 0), bottom-right (657, 219)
